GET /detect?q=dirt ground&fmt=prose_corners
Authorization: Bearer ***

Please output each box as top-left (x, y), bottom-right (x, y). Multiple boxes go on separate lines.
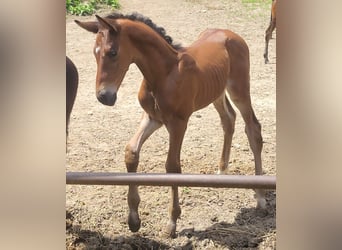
top-left (66, 0), bottom-right (276, 249)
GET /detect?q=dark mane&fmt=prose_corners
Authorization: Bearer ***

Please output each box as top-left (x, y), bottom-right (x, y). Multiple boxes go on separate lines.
top-left (105, 12), bottom-right (182, 50)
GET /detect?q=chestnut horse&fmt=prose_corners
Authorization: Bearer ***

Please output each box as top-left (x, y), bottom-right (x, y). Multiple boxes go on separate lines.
top-left (75, 12), bottom-right (265, 237)
top-left (66, 56), bottom-right (79, 136)
top-left (264, 0), bottom-right (277, 64)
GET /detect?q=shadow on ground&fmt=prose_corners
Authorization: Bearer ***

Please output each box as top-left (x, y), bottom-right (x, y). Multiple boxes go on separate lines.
top-left (66, 191), bottom-right (275, 249)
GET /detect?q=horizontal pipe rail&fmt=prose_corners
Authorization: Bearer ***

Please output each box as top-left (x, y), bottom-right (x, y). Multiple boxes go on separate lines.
top-left (66, 172), bottom-right (276, 189)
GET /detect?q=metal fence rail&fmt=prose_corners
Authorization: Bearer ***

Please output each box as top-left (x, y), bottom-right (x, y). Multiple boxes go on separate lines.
top-left (66, 172), bottom-right (276, 189)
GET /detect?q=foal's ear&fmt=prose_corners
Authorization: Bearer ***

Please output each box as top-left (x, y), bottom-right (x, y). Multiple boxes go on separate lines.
top-left (95, 15), bottom-right (119, 34)
top-left (74, 20), bottom-right (98, 33)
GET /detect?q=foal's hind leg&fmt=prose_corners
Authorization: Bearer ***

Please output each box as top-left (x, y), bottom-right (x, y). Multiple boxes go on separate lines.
top-left (213, 93), bottom-right (236, 174)
top-left (227, 83), bottom-right (266, 209)
top-left (125, 111), bottom-right (162, 232)
top-left (234, 100), bottom-right (265, 208)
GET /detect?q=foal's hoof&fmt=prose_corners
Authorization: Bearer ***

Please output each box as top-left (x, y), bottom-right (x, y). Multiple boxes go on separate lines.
top-left (217, 169), bottom-right (227, 175)
top-left (254, 199), bottom-right (268, 216)
top-left (162, 222), bottom-right (177, 238)
top-left (254, 190), bottom-right (266, 210)
top-left (254, 196), bottom-right (268, 217)
top-left (256, 197), bottom-right (267, 210)
top-left (128, 214), bottom-right (141, 232)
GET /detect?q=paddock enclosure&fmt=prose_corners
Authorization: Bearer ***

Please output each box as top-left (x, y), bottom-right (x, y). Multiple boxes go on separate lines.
top-left (66, 0), bottom-right (276, 249)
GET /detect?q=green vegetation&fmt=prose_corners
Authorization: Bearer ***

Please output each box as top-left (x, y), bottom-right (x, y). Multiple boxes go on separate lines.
top-left (182, 187), bottom-right (191, 194)
top-left (66, 0), bottom-right (120, 16)
top-left (242, 0), bottom-right (271, 4)
top-left (241, 0), bottom-right (272, 19)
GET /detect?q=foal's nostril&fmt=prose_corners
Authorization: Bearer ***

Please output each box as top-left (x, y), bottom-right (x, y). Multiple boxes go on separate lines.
top-left (97, 90), bottom-right (117, 106)
top-left (110, 92), bottom-right (117, 105)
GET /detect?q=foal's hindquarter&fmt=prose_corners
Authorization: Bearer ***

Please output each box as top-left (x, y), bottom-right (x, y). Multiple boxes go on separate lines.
top-left (125, 28), bottom-right (265, 237)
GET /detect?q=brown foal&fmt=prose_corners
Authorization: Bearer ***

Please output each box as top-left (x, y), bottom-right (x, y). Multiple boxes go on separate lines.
top-left (76, 12), bottom-right (265, 238)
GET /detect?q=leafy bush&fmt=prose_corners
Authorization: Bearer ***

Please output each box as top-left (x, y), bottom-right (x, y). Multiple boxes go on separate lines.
top-left (66, 0), bottom-right (120, 16)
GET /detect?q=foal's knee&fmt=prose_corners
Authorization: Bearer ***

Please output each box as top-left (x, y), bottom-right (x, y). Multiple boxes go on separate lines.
top-left (125, 144), bottom-right (139, 171)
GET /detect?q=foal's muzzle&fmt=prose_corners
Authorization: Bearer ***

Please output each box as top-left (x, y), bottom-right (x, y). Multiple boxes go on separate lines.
top-left (97, 89), bottom-right (117, 106)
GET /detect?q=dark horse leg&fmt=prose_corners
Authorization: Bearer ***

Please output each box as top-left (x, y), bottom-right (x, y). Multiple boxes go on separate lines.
top-left (66, 56), bottom-right (78, 137)
top-left (264, 5), bottom-right (276, 63)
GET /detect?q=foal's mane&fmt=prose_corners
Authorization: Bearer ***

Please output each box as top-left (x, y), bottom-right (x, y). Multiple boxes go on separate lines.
top-left (105, 12), bottom-right (183, 50)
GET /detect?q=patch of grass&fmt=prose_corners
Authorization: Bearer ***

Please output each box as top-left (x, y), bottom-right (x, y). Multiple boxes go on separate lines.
top-left (241, 0), bottom-right (272, 19)
top-left (66, 0), bottom-right (120, 16)
top-left (242, 0), bottom-right (271, 4)
top-left (182, 187), bottom-right (191, 194)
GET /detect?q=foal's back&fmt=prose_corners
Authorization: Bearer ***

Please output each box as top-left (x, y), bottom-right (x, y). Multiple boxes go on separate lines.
top-left (187, 28), bottom-right (250, 75)
top-left (191, 29), bottom-right (248, 56)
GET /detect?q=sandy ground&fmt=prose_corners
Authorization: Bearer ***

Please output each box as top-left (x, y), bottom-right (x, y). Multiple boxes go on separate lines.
top-left (66, 0), bottom-right (276, 249)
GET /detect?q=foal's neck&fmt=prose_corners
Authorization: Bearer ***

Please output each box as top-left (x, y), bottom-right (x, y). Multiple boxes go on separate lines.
top-left (125, 21), bottom-right (179, 90)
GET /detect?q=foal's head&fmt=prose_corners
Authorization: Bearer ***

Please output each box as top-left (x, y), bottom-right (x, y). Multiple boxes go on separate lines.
top-left (75, 15), bottom-right (132, 106)
top-left (76, 13), bottom-right (182, 106)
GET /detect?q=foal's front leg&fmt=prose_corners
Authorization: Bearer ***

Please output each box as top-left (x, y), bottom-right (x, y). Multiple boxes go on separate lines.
top-left (164, 118), bottom-right (188, 238)
top-left (125, 112), bottom-right (162, 232)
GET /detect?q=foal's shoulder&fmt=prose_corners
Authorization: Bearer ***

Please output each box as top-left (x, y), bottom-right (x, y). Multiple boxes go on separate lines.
top-left (178, 52), bottom-right (196, 72)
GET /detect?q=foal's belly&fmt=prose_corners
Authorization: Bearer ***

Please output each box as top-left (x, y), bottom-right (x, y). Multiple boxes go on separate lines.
top-left (192, 71), bottom-right (227, 111)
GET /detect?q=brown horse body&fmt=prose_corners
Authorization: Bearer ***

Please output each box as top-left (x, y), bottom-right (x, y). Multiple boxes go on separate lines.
top-left (264, 0), bottom-right (277, 63)
top-left (66, 56), bottom-right (79, 136)
top-left (76, 13), bottom-right (265, 237)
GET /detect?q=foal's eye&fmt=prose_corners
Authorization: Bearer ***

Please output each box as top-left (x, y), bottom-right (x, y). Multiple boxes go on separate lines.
top-left (108, 49), bottom-right (117, 58)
